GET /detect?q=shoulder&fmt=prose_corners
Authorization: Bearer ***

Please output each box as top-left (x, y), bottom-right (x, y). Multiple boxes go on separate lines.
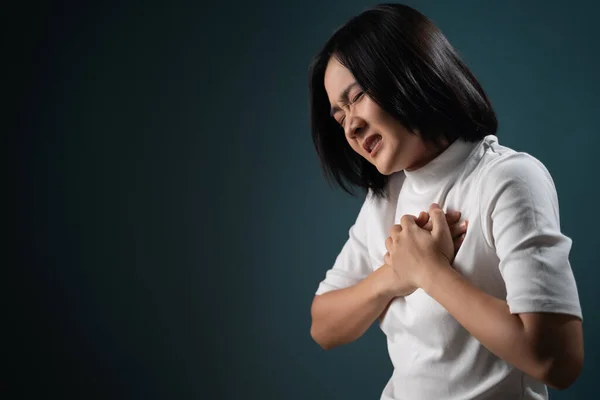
top-left (476, 141), bottom-right (555, 195)
top-left (473, 139), bottom-right (564, 247)
top-left (473, 140), bottom-right (562, 228)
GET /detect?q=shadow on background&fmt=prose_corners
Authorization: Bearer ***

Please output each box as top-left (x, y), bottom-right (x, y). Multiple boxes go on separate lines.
top-left (11, 1), bottom-right (599, 399)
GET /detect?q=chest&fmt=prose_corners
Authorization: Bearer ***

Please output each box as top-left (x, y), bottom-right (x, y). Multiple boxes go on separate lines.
top-left (368, 177), bottom-right (507, 337)
top-left (367, 177), bottom-right (484, 272)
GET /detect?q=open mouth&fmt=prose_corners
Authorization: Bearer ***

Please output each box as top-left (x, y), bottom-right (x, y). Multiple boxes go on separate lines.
top-left (363, 134), bottom-right (382, 155)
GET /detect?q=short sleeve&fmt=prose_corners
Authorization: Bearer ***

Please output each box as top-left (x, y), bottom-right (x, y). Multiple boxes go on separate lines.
top-left (315, 192), bottom-right (375, 295)
top-left (479, 153), bottom-right (582, 320)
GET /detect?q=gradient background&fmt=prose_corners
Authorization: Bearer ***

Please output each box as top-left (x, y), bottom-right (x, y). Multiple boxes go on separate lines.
top-left (12, 0), bottom-right (599, 399)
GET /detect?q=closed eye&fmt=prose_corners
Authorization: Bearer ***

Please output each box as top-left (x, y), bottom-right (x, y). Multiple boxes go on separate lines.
top-left (338, 90), bottom-right (365, 128)
top-left (336, 91), bottom-right (364, 128)
top-left (352, 91), bottom-right (364, 102)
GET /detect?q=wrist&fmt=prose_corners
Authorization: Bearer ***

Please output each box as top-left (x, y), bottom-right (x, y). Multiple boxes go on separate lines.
top-left (371, 264), bottom-right (398, 300)
top-left (420, 257), bottom-right (453, 293)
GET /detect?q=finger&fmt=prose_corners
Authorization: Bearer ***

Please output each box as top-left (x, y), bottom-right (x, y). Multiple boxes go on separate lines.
top-left (446, 210), bottom-right (461, 225)
top-left (429, 202), bottom-right (442, 212)
top-left (454, 233), bottom-right (466, 251)
top-left (389, 224), bottom-right (402, 235)
top-left (384, 251), bottom-right (391, 265)
top-left (422, 218), bottom-right (433, 231)
top-left (430, 204), bottom-right (451, 238)
top-left (449, 220), bottom-right (468, 238)
top-left (400, 214), bottom-right (417, 229)
top-left (415, 211), bottom-right (429, 227)
top-left (385, 236), bottom-right (393, 251)
top-left (422, 210), bottom-right (460, 232)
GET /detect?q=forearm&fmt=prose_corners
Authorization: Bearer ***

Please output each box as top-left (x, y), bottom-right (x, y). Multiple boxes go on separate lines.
top-left (421, 265), bottom-right (554, 385)
top-left (310, 265), bottom-right (394, 350)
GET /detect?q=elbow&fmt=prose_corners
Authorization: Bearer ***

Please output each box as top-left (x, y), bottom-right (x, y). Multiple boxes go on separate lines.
top-left (522, 314), bottom-right (584, 390)
top-left (310, 324), bottom-right (335, 350)
top-left (310, 296), bottom-right (337, 350)
top-left (539, 353), bottom-right (584, 390)
top-left (310, 314), bottom-right (342, 350)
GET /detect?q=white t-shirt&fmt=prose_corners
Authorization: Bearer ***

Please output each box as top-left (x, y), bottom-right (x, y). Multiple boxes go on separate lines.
top-left (315, 135), bottom-right (582, 400)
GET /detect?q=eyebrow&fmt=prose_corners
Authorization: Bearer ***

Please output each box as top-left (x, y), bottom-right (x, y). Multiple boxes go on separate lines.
top-left (329, 82), bottom-right (359, 117)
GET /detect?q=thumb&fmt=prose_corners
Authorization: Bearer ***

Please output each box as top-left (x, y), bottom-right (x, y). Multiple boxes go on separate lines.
top-left (430, 204), bottom-right (451, 238)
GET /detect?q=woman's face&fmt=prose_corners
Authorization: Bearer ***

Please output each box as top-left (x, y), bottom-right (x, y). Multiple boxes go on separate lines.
top-left (323, 57), bottom-right (437, 175)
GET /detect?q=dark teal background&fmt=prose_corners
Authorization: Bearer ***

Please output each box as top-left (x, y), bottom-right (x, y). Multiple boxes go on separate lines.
top-left (13, 1), bottom-right (598, 399)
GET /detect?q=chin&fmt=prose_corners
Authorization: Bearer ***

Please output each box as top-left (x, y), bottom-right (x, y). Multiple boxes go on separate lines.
top-left (374, 162), bottom-right (397, 176)
top-left (372, 155), bottom-right (401, 175)
top-left (369, 147), bottom-right (400, 175)
top-left (379, 169), bottom-right (397, 176)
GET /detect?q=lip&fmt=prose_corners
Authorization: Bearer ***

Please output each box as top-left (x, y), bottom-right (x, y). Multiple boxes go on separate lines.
top-left (369, 139), bottom-right (382, 156)
top-left (362, 134), bottom-right (382, 156)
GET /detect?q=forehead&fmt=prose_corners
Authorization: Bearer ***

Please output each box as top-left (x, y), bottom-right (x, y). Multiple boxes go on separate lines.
top-left (323, 57), bottom-right (356, 104)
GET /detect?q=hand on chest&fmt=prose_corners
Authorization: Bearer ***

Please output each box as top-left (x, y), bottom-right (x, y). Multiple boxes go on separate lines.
top-left (367, 186), bottom-right (478, 271)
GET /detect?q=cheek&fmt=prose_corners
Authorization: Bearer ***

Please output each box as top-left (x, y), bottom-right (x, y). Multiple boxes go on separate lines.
top-left (362, 98), bottom-right (387, 122)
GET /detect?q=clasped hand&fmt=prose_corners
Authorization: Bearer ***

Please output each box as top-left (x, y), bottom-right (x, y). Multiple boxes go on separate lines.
top-left (383, 203), bottom-right (467, 297)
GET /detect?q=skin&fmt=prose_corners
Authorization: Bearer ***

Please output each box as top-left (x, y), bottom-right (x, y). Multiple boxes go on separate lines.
top-left (311, 56), bottom-right (584, 390)
top-left (324, 57), bottom-right (446, 175)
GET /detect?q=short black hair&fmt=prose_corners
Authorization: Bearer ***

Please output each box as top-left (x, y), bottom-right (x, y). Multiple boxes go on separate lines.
top-left (308, 3), bottom-right (497, 198)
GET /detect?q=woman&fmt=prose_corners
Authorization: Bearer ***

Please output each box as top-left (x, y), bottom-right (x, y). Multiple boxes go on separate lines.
top-left (308, 4), bottom-right (583, 400)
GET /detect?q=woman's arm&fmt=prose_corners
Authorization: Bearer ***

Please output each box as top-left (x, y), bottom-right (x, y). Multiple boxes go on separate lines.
top-left (311, 210), bottom-right (466, 350)
top-left (310, 264), bottom-right (397, 350)
top-left (386, 206), bottom-right (583, 390)
top-left (421, 264), bottom-right (583, 390)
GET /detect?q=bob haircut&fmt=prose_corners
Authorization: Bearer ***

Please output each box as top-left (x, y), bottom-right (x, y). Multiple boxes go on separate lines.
top-left (308, 3), bottom-right (498, 198)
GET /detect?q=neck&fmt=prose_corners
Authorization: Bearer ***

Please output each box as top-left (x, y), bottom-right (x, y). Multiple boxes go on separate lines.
top-left (405, 138), bottom-right (452, 172)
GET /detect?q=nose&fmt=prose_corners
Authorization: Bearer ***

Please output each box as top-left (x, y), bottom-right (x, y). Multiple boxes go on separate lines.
top-left (345, 115), bottom-right (366, 139)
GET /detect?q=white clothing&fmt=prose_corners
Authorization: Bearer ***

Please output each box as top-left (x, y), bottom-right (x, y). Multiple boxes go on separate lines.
top-left (315, 135), bottom-right (582, 400)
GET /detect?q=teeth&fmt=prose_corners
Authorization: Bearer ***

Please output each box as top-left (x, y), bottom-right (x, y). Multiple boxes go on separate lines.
top-left (369, 137), bottom-right (381, 151)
